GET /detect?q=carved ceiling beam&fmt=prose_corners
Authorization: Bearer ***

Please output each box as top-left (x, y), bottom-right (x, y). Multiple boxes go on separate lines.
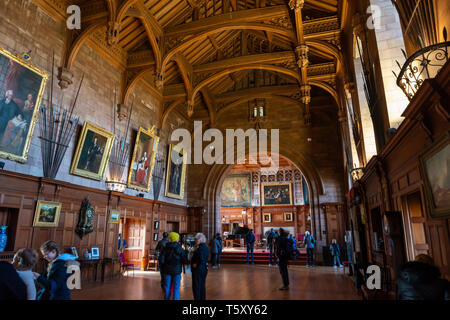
top-left (131, 0), bottom-right (163, 76)
top-left (200, 88), bottom-right (217, 126)
top-left (79, 0), bottom-right (109, 23)
top-left (194, 51), bottom-right (296, 73)
top-left (127, 50), bottom-right (155, 69)
top-left (164, 5), bottom-right (289, 37)
top-left (173, 53), bottom-right (194, 113)
top-left (306, 0), bottom-right (337, 12)
top-left (216, 85), bottom-right (301, 102)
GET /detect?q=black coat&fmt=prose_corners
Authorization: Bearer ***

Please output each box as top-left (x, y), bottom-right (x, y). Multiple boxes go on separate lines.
top-left (160, 242), bottom-right (188, 275)
top-left (0, 261), bottom-right (26, 300)
top-left (276, 234), bottom-right (293, 262)
top-left (397, 262), bottom-right (450, 300)
top-left (245, 231), bottom-right (255, 245)
top-left (191, 243), bottom-right (209, 272)
top-left (36, 259), bottom-right (74, 300)
top-left (0, 98), bottom-right (21, 135)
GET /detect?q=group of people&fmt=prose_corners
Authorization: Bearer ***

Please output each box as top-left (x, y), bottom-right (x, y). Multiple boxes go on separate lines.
top-left (155, 231), bottom-right (223, 300)
top-left (0, 240), bottom-right (79, 300)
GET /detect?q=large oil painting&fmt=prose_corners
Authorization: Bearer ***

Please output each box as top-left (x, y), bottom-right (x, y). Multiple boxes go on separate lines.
top-left (419, 132), bottom-right (450, 218)
top-left (0, 46), bottom-right (48, 162)
top-left (261, 183), bottom-right (292, 206)
top-left (128, 126), bottom-right (159, 192)
top-left (165, 144), bottom-right (187, 199)
top-left (70, 122), bottom-right (115, 180)
top-left (221, 174), bottom-right (251, 207)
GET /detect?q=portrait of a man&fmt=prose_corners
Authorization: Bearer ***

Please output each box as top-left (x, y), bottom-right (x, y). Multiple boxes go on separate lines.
top-left (165, 144), bottom-right (186, 200)
top-left (70, 122), bottom-right (115, 181)
top-left (0, 47), bottom-right (48, 162)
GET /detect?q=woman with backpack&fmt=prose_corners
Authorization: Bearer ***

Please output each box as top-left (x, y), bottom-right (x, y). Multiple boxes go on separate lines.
top-left (160, 232), bottom-right (188, 300)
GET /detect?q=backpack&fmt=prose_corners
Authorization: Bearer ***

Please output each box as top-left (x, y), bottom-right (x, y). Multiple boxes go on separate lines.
top-left (277, 237), bottom-right (293, 260)
top-left (161, 245), bottom-right (178, 266)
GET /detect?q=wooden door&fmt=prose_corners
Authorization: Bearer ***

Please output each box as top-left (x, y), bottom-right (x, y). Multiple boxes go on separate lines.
top-left (124, 218), bottom-right (146, 267)
top-left (402, 192), bottom-right (429, 260)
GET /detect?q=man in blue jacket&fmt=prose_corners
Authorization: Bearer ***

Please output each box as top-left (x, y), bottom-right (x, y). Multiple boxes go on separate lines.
top-left (303, 231), bottom-right (316, 267)
top-left (245, 229), bottom-right (256, 264)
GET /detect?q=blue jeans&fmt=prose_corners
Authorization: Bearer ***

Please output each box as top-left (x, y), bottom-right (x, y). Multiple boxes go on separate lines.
top-left (269, 247), bottom-right (277, 265)
top-left (333, 255), bottom-right (341, 266)
top-left (246, 244), bottom-right (254, 263)
top-left (164, 273), bottom-right (181, 300)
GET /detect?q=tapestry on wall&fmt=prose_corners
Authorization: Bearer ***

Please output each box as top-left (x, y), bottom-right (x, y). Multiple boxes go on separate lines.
top-left (221, 174), bottom-right (251, 207)
top-left (0, 46), bottom-right (48, 163)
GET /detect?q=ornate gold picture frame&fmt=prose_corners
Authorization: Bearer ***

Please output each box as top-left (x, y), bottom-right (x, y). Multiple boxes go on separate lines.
top-left (165, 144), bottom-right (187, 199)
top-left (284, 212), bottom-right (293, 222)
top-left (261, 183), bottom-right (293, 206)
top-left (263, 213), bottom-right (271, 223)
top-left (109, 209), bottom-right (120, 224)
top-left (70, 122), bottom-right (115, 181)
top-left (33, 200), bottom-right (62, 227)
top-left (0, 46), bottom-right (48, 163)
top-left (127, 126), bottom-right (159, 192)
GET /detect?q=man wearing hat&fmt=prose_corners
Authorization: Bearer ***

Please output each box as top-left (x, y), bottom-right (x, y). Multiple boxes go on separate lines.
top-left (159, 232), bottom-right (188, 300)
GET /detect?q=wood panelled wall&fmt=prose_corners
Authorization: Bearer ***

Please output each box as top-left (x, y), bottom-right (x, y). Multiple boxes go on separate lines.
top-left (0, 170), bottom-right (189, 276)
top-left (356, 61), bottom-right (450, 285)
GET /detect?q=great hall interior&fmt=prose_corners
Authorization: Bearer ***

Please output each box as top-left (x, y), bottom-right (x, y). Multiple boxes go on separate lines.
top-left (0, 0), bottom-right (449, 301)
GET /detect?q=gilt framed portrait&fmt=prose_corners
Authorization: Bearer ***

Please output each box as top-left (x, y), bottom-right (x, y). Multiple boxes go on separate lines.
top-left (165, 144), bottom-right (187, 199)
top-left (263, 213), bottom-right (271, 223)
top-left (0, 46), bottom-right (48, 163)
top-left (70, 122), bottom-right (115, 181)
top-left (33, 200), bottom-right (62, 227)
top-left (128, 126), bottom-right (159, 192)
top-left (261, 183), bottom-right (292, 206)
top-left (284, 212), bottom-right (293, 222)
top-left (419, 132), bottom-right (450, 219)
top-left (109, 209), bottom-right (120, 224)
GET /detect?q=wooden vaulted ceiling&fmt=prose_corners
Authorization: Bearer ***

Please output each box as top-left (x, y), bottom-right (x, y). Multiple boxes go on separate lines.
top-left (35, 0), bottom-right (341, 128)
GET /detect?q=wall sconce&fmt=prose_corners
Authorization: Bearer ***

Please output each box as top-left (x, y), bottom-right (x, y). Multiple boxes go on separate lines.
top-left (105, 181), bottom-right (126, 193)
top-left (307, 215), bottom-right (311, 221)
top-left (241, 209), bottom-right (246, 215)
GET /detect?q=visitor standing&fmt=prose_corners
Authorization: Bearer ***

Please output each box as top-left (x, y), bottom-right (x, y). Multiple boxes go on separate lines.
top-left (191, 233), bottom-right (209, 300)
top-left (245, 229), bottom-right (256, 264)
top-left (156, 232), bottom-right (169, 290)
top-left (160, 232), bottom-right (188, 300)
top-left (303, 231), bottom-right (316, 267)
top-left (329, 239), bottom-right (343, 268)
top-left (266, 228), bottom-right (278, 266)
top-left (276, 228), bottom-right (293, 290)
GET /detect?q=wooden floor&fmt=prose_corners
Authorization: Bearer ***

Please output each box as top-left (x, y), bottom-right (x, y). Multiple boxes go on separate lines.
top-left (72, 264), bottom-right (361, 300)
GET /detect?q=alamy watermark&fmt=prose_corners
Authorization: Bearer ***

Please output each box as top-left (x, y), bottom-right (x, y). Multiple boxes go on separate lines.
top-left (170, 121), bottom-right (280, 169)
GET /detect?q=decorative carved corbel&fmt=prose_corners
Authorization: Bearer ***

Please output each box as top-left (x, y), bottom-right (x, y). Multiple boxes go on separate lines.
top-left (187, 100), bottom-right (194, 117)
top-left (289, 0), bottom-right (305, 11)
top-left (154, 71), bottom-right (163, 89)
top-left (117, 103), bottom-right (128, 121)
top-left (57, 67), bottom-right (74, 89)
top-left (107, 21), bottom-right (120, 45)
top-left (295, 44), bottom-right (309, 68)
top-left (300, 84), bottom-right (311, 105)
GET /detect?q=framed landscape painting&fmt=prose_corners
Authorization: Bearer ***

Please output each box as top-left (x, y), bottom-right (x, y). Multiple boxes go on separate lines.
top-left (419, 132), bottom-right (450, 219)
top-left (128, 126), bottom-right (159, 192)
top-left (261, 183), bottom-right (292, 206)
top-left (165, 144), bottom-right (187, 199)
top-left (70, 122), bottom-right (115, 181)
top-left (33, 200), bottom-right (62, 227)
top-left (221, 174), bottom-right (251, 207)
top-left (0, 46), bottom-right (48, 163)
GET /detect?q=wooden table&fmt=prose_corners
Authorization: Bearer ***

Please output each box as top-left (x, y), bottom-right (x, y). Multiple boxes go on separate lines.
top-left (79, 259), bottom-right (101, 282)
top-left (101, 257), bottom-right (121, 282)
